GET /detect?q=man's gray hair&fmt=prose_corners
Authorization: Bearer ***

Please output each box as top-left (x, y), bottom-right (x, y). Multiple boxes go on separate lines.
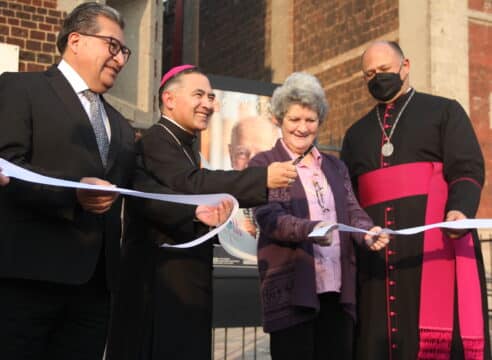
top-left (271, 72), bottom-right (328, 124)
top-left (56, 2), bottom-right (125, 54)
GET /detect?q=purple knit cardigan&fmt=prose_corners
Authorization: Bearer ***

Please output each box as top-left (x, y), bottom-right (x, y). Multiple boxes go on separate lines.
top-left (249, 139), bottom-right (373, 333)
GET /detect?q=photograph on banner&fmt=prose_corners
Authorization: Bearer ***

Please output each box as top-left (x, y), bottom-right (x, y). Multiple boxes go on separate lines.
top-left (201, 79), bottom-right (280, 266)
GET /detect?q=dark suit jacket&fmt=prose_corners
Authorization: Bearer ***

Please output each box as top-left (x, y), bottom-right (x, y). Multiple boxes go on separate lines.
top-left (0, 65), bottom-right (136, 290)
top-left (107, 117), bottom-right (268, 360)
top-left (249, 139), bottom-right (373, 333)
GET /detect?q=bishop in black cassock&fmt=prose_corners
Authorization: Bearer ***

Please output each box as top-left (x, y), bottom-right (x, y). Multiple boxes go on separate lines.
top-left (341, 41), bottom-right (490, 360)
top-left (107, 65), bottom-right (296, 360)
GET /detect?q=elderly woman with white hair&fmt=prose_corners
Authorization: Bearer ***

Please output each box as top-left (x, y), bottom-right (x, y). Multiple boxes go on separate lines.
top-left (249, 72), bottom-right (389, 360)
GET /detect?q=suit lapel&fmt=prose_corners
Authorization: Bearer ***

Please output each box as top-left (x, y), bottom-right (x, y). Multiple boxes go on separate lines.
top-left (44, 65), bottom-right (103, 168)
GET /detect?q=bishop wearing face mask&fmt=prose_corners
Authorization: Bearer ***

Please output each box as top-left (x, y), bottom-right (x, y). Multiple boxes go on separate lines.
top-left (341, 41), bottom-right (490, 360)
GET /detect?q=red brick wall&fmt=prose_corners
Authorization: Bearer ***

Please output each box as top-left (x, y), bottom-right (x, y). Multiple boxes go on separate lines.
top-left (196, 0), bottom-right (492, 222)
top-left (317, 58), bottom-right (375, 148)
top-left (198, 0), bottom-right (272, 81)
top-left (468, 2), bottom-right (492, 218)
top-left (469, 0), bottom-right (492, 12)
top-left (197, 0), bottom-right (399, 150)
top-left (292, 0), bottom-right (399, 149)
top-left (0, 0), bottom-right (64, 72)
top-left (292, 0), bottom-right (398, 70)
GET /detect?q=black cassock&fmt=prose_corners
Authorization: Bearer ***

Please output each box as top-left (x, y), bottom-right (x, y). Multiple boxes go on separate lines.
top-left (341, 90), bottom-right (490, 360)
top-left (107, 117), bottom-right (267, 360)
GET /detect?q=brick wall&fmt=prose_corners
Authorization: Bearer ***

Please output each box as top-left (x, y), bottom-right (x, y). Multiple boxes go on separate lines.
top-left (293, 0), bottom-right (398, 70)
top-left (469, 0), bottom-right (492, 12)
top-left (197, 0), bottom-right (399, 149)
top-left (292, 0), bottom-right (399, 149)
top-left (0, 0), bottom-right (64, 72)
top-left (468, 0), bottom-right (492, 218)
top-left (199, 0), bottom-right (272, 82)
top-left (193, 0), bottom-right (492, 220)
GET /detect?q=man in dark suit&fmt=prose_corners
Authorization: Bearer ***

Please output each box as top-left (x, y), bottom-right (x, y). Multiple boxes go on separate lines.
top-left (0, 3), bottom-right (135, 359)
top-left (107, 65), bottom-right (298, 359)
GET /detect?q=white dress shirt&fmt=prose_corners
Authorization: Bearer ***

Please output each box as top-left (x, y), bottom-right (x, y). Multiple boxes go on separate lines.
top-left (57, 59), bottom-right (111, 140)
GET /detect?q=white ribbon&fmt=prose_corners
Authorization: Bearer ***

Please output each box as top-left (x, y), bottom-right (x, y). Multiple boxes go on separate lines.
top-left (217, 219), bottom-right (258, 263)
top-left (200, 155), bottom-right (260, 263)
top-left (2, 158), bottom-right (491, 262)
top-left (309, 219), bottom-right (492, 238)
top-left (0, 158), bottom-right (238, 250)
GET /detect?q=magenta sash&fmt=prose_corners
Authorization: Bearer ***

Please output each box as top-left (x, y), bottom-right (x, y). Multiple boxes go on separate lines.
top-left (358, 162), bottom-right (484, 360)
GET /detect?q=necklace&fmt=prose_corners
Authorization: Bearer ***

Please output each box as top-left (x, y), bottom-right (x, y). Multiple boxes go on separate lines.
top-left (375, 88), bottom-right (415, 157)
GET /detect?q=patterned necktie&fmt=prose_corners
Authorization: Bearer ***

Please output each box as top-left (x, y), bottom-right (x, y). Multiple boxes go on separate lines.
top-left (82, 90), bottom-right (110, 167)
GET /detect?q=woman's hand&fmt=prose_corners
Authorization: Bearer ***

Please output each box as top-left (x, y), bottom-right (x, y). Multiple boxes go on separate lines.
top-left (365, 226), bottom-right (390, 251)
top-left (312, 221), bottom-right (337, 246)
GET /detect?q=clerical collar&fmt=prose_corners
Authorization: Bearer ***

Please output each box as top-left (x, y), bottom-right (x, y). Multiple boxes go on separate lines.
top-left (161, 115), bottom-right (190, 133)
top-left (160, 116), bottom-right (197, 146)
top-left (378, 87), bottom-right (414, 111)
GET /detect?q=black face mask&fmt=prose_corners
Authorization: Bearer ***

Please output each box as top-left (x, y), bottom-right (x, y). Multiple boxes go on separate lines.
top-left (367, 72), bottom-right (403, 102)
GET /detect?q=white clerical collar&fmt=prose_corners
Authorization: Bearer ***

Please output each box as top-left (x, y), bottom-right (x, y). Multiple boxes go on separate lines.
top-left (58, 59), bottom-right (91, 94)
top-left (161, 115), bottom-right (194, 134)
top-left (405, 87), bottom-right (413, 94)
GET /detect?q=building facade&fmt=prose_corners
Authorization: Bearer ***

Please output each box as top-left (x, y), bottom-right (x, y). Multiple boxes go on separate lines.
top-left (193, 0), bottom-right (492, 223)
top-left (0, 0), bottom-right (490, 240)
top-left (0, 0), bottom-right (163, 128)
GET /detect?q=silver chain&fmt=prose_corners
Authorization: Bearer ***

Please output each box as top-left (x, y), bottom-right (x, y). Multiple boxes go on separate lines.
top-left (156, 121), bottom-right (197, 166)
top-left (375, 88), bottom-right (416, 143)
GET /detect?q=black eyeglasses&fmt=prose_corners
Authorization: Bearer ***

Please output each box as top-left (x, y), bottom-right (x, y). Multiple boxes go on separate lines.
top-left (78, 32), bottom-right (131, 63)
top-left (313, 180), bottom-right (330, 213)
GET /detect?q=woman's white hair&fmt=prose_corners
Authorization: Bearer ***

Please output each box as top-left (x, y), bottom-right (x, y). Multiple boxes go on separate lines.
top-left (271, 72), bottom-right (328, 124)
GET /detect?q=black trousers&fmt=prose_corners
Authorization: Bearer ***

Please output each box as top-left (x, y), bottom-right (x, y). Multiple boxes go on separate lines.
top-left (0, 255), bottom-right (110, 360)
top-left (270, 292), bottom-right (354, 360)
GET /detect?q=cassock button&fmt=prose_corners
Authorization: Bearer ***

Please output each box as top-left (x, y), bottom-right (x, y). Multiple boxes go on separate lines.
top-left (390, 311), bottom-right (397, 317)
top-left (385, 207), bottom-right (393, 212)
top-left (391, 328), bottom-right (398, 333)
top-left (389, 280), bottom-right (396, 286)
top-left (386, 221), bottom-right (393, 226)
top-left (383, 162), bottom-right (390, 167)
top-left (388, 250), bottom-right (396, 256)
top-left (392, 344), bottom-right (398, 349)
top-left (389, 295), bottom-right (396, 301)
top-left (384, 123), bottom-right (391, 129)
top-left (388, 265), bottom-right (395, 270)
